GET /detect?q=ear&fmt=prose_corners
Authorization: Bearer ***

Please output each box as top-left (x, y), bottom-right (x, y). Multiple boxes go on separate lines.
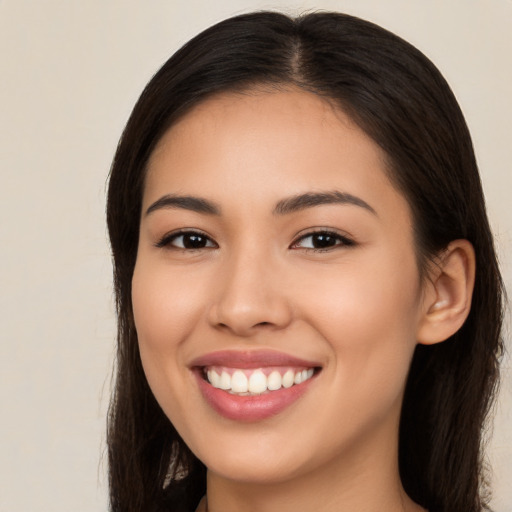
top-left (417, 239), bottom-right (476, 345)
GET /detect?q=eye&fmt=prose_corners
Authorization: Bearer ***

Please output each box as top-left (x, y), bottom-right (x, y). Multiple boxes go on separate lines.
top-left (291, 230), bottom-right (354, 251)
top-left (156, 230), bottom-right (217, 250)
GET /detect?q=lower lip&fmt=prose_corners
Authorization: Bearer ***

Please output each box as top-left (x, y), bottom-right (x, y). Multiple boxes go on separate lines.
top-left (194, 371), bottom-right (316, 422)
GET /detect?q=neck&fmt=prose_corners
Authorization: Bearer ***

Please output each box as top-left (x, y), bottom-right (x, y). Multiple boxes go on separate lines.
top-left (203, 422), bottom-right (425, 512)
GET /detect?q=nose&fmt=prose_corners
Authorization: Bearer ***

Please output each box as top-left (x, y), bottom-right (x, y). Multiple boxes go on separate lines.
top-left (207, 249), bottom-right (293, 337)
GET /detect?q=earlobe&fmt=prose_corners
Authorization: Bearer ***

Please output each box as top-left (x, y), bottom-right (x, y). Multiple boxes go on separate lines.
top-left (417, 240), bottom-right (476, 345)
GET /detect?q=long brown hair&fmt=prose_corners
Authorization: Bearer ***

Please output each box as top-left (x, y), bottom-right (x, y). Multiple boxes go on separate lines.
top-left (106, 11), bottom-right (504, 512)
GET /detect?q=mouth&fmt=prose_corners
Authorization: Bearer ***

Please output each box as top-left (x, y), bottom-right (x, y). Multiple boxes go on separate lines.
top-left (190, 350), bottom-right (322, 421)
top-left (202, 366), bottom-right (317, 395)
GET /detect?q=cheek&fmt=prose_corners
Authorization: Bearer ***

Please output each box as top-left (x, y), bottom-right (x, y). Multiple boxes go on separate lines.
top-left (130, 260), bottom-right (215, 439)
top-left (131, 260), bottom-right (204, 397)
top-left (297, 252), bottom-right (422, 403)
top-left (132, 260), bottom-right (202, 347)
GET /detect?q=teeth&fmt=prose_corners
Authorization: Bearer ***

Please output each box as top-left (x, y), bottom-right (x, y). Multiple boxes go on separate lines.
top-left (267, 370), bottom-right (282, 391)
top-left (282, 369), bottom-right (294, 388)
top-left (231, 370), bottom-right (248, 393)
top-left (205, 367), bottom-right (315, 395)
top-left (207, 369), bottom-right (220, 388)
top-left (219, 371), bottom-right (231, 390)
top-left (248, 370), bottom-right (267, 394)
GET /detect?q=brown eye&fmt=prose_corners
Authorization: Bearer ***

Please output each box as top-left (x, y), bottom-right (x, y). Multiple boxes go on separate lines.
top-left (309, 233), bottom-right (338, 248)
top-left (292, 231), bottom-right (354, 251)
top-left (157, 231), bottom-right (217, 250)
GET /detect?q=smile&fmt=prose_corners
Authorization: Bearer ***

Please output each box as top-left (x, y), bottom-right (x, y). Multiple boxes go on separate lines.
top-left (191, 350), bottom-right (321, 421)
top-left (204, 366), bottom-right (315, 395)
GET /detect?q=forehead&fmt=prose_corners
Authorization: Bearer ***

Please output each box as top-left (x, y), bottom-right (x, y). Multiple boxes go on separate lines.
top-left (144, 88), bottom-right (410, 226)
top-left (150, 88), bottom-right (359, 164)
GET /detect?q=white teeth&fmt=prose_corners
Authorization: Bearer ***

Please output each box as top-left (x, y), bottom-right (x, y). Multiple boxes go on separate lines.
top-left (248, 370), bottom-right (267, 394)
top-left (205, 367), bottom-right (316, 394)
top-left (219, 371), bottom-right (231, 390)
top-left (267, 370), bottom-right (282, 391)
top-left (208, 369), bottom-right (220, 388)
top-left (282, 369), bottom-right (295, 388)
top-left (231, 370), bottom-right (248, 392)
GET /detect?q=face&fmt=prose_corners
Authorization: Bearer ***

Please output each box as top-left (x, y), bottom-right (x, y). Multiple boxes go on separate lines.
top-left (132, 89), bottom-right (426, 485)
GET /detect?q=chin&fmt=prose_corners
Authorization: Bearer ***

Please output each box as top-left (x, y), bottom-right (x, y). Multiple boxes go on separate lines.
top-left (187, 426), bottom-right (311, 484)
top-left (206, 454), bottom-right (307, 485)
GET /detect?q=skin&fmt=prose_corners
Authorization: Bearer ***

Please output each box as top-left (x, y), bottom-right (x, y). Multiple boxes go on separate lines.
top-left (131, 88), bottom-right (470, 512)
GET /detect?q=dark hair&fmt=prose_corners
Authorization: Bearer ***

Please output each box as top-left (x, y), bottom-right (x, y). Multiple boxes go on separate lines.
top-left (106, 11), bottom-right (504, 512)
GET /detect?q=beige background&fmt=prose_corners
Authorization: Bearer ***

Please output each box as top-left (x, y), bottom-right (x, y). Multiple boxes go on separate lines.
top-left (0, 1), bottom-right (510, 511)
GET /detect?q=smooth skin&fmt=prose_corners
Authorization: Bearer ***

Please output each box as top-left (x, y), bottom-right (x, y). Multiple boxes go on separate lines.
top-left (132, 88), bottom-right (475, 512)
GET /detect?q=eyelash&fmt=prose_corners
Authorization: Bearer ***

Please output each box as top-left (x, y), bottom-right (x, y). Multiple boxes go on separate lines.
top-left (291, 230), bottom-right (355, 252)
top-left (155, 229), bottom-right (355, 252)
top-left (155, 230), bottom-right (217, 250)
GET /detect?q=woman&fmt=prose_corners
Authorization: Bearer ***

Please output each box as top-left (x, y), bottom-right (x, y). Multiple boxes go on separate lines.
top-left (106, 11), bottom-right (504, 512)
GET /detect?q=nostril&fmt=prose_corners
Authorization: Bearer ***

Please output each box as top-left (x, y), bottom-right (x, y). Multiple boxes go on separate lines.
top-left (209, 296), bottom-right (293, 335)
top-left (216, 321), bottom-right (273, 331)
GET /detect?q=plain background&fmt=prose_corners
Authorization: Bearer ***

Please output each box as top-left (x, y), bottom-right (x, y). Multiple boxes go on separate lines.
top-left (0, 1), bottom-right (510, 511)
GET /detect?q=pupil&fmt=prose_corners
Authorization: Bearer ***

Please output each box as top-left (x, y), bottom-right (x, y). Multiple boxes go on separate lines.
top-left (313, 234), bottom-right (336, 248)
top-left (184, 234), bottom-right (206, 249)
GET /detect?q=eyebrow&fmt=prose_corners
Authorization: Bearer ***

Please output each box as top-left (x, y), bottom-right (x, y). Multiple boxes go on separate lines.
top-left (145, 194), bottom-right (221, 216)
top-left (145, 190), bottom-right (376, 217)
top-left (273, 191), bottom-right (377, 216)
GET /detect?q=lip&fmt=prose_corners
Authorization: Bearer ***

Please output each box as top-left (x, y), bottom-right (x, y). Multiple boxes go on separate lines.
top-left (190, 350), bottom-right (321, 422)
top-left (190, 349), bottom-right (321, 369)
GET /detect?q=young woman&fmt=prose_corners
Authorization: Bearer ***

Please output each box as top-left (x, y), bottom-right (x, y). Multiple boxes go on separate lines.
top-left (106, 11), bottom-right (504, 512)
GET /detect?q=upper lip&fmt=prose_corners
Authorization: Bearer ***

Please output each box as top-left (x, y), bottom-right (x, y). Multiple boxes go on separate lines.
top-left (190, 349), bottom-right (322, 369)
